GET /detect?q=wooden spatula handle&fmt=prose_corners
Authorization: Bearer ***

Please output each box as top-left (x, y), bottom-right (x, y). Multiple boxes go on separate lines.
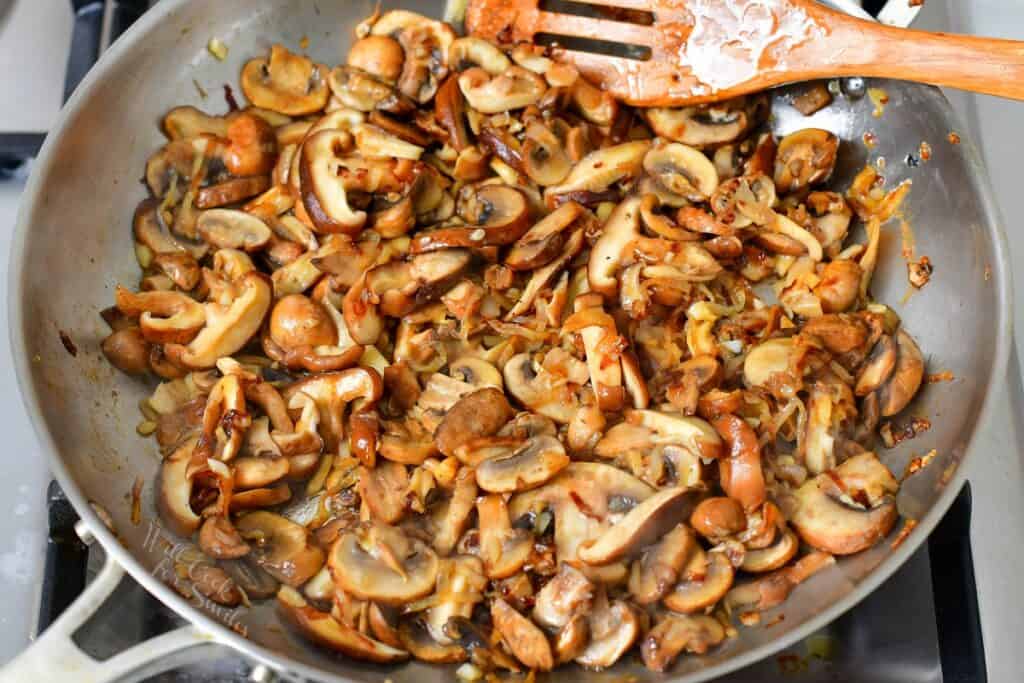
top-left (799, 16), bottom-right (1024, 101)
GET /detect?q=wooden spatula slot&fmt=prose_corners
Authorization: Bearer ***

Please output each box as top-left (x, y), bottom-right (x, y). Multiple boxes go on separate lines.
top-left (534, 32), bottom-right (651, 61)
top-left (540, 0), bottom-right (654, 26)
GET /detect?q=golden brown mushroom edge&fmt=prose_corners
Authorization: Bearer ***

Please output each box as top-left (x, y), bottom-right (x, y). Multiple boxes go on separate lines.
top-left (100, 6), bottom-right (935, 676)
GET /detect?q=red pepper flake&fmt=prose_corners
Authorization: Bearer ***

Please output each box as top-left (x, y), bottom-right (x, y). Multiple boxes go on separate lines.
top-left (223, 83), bottom-right (239, 112)
top-left (919, 141), bottom-right (932, 162)
top-left (862, 131), bottom-right (878, 149)
top-left (947, 131), bottom-right (961, 145)
top-left (901, 449), bottom-right (938, 482)
top-left (891, 518), bottom-right (918, 550)
top-left (59, 330), bottom-right (78, 357)
top-left (926, 370), bottom-right (955, 384)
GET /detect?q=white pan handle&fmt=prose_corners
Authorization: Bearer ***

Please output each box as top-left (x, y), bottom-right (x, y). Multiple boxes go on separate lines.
top-left (0, 550), bottom-right (210, 683)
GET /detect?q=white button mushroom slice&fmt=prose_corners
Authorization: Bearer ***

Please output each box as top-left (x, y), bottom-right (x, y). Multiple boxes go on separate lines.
top-left (506, 229), bottom-right (585, 320)
top-left (710, 173), bottom-right (777, 229)
top-left (532, 563), bottom-right (594, 631)
top-left (425, 556), bottom-right (487, 645)
top-left (329, 522), bottom-right (440, 605)
top-left (477, 494), bottom-right (534, 580)
top-left (569, 76), bottom-right (617, 126)
top-left (545, 142), bottom-right (650, 204)
top-left (431, 467), bottom-right (478, 556)
top-left (197, 209), bottom-right (272, 251)
top-left (774, 128), bottom-right (840, 193)
top-left (233, 453), bottom-right (290, 489)
top-left (565, 295), bottom-right (625, 413)
top-left (743, 337), bottom-right (796, 389)
top-left (458, 66), bottom-right (546, 114)
top-left (587, 195), bottom-right (643, 297)
top-left (628, 525), bottom-right (698, 605)
top-left (281, 368), bottom-right (383, 456)
top-left (198, 515), bottom-right (250, 560)
top-left (574, 595), bottom-right (640, 669)
top-left (162, 272), bottom-right (271, 370)
top-left (241, 45), bottom-right (329, 116)
top-left (769, 212), bottom-right (824, 261)
top-left (663, 550), bottom-right (735, 614)
top-left (271, 391), bottom-right (324, 460)
top-left (299, 130), bottom-right (367, 235)
top-left (449, 356), bottom-right (503, 391)
top-left (193, 373), bottom-right (249, 466)
top-left (791, 452), bottom-right (899, 555)
top-left (644, 96), bottom-right (767, 149)
top-left (578, 488), bottom-right (698, 566)
top-left (503, 353), bottom-right (581, 424)
top-left (114, 287), bottom-right (206, 345)
top-left (476, 435), bottom-right (570, 493)
top-left (229, 483), bottom-right (292, 511)
top-left (358, 461), bottom-right (409, 525)
top-left (741, 528), bottom-right (799, 573)
top-left (448, 36), bottom-right (510, 75)
top-left (554, 613), bottom-right (590, 665)
top-left (162, 106), bottom-right (230, 140)
top-left (521, 120), bottom-right (574, 187)
top-left (725, 551), bottom-right (836, 615)
top-left (641, 613), bottom-right (726, 672)
top-left (302, 565), bottom-right (335, 602)
top-left (156, 438), bottom-right (202, 538)
top-left (877, 329), bottom-right (925, 417)
top-left (277, 586), bottom-right (410, 663)
top-left (397, 618), bottom-right (467, 663)
top-left (134, 199), bottom-right (208, 260)
top-left (506, 201), bottom-right (584, 272)
top-left (491, 598), bottom-right (555, 671)
top-left (626, 410), bottom-right (724, 461)
top-left (643, 142), bottom-right (720, 203)
top-left (370, 10), bottom-right (455, 103)
top-left (353, 123), bottom-right (424, 160)
top-left (235, 511), bottom-right (325, 587)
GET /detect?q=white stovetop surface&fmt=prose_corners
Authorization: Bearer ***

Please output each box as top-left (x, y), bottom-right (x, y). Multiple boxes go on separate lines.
top-left (1, 0), bottom-right (1024, 680)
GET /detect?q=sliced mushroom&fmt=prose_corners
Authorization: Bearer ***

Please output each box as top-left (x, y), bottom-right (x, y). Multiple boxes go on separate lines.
top-left (774, 128), bottom-right (840, 193)
top-left (791, 452), bottom-right (898, 555)
top-left (282, 368), bottom-right (383, 456)
top-left (503, 353), bottom-right (580, 424)
top-left (458, 66), bottom-right (545, 114)
top-left (299, 130), bottom-right (366, 234)
top-left (743, 337), bottom-right (795, 388)
top-left (643, 142), bottom-right (720, 203)
top-left (162, 106), bottom-right (230, 139)
top-left (234, 454), bottom-right (290, 489)
top-left (477, 494), bottom-right (534, 579)
top-left (134, 199), bottom-right (208, 260)
top-left (554, 614), bottom-right (590, 665)
top-left (492, 598), bottom-right (554, 671)
top-left (663, 550), bottom-right (734, 614)
top-left (278, 586), bottom-right (410, 662)
top-left (329, 522), bottom-right (440, 604)
top-left (641, 613), bottom-right (726, 672)
top-left (546, 142), bottom-right (650, 203)
top-left (625, 410), bottom-right (724, 461)
top-left (644, 96), bottom-right (766, 149)
top-left (712, 414), bottom-right (766, 512)
top-left (435, 388), bottom-right (514, 458)
top-left (628, 525), bottom-right (698, 605)
top-left (815, 259), bottom-right (863, 313)
top-left (448, 36), bottom-right (510, 74)
top-left (476, 435), bottom-right (570, 494)
top-left (878, 329), bottom-right (925, 416)
top-left (414, 185), bottom-right (531, 251)
top-left (235, 511), bottom-right (325, 586)
top-left (398, 618), bottom-right (467, 663)
top-left (533, 563), bottom-right (594, 631)
top-left (354, 123), bottom-right (424, 160)
top-left (588, 195), bottom-right (642, 297)
top-left (575, 595), bottom-right (639, 669)
top-left (570, 77), bottom-right (618, 126)
top-left (114, 287), bottom-right (205, 344)
top-left (197, 516), bottom-right (249, 560)
top-left (371, 10), bottom-right (455, 103)
top-left (347, 35), bottom-right (406, 83)
top-left (506, 201), bottom-right (583, 271)
top-left (424, 556), bottom-right (488, 645)
top-left (579, 488), bottom-right (697, 566)
top-left (358, 461), bottom-right (409, 524)
top-left (725, 551), bottom-right (835, 614)
top-left (742, 528), bottom-right (799, 573)
top-left (241, 45), bottom-right (329, 116)
top-left (709, 172), bottom-right (776, 229)
top-left (101, 327), bottom-right (152, 375)
top-left (522, 120), bottom-right (573, 186)
top-left (196, 210), bottom-right (272, 251)
top-left (856, 334), bottom-right (898, 396)
top-left (432, 466), bottom-right (478, 556)
top-left (221, 557), bottom-right (279, 599)
top-left (156, 439), bottom-right (201, 537)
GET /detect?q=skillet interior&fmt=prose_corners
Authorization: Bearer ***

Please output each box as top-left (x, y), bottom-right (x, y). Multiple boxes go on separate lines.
top-left (9, 0), bottom-right (1011, 680)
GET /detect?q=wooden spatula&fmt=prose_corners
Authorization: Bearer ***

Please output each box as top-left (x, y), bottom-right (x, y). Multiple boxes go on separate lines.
top-left (465, 0), bottom-right (1024, 106)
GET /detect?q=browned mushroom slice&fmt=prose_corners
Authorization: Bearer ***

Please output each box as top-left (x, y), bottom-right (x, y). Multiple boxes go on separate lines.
top-left (278, 586), bottom-right (410, 663)
top-left (712, 413), bottom-right (767, 513)
top-left (156, 439), bottom-right (201, 537)
top-left (628, 525), bottom-right (698, 605)
top-left (221, 557), bottom-right (280, 600)
top-left (162, 106), bottom-right (230, 139)
top-left (532, 563), bottom-right (594, 631)
top-left (164, 272), bottom-right (272, 370)
top-left (725, 551), bottom-right (835, 614)
top-left (233, 454), bottom-right (290, 489)
top-left (579, 488), bottom-right (697, 566)
top-left (643, 142), bottom-right (720, 204)
top-left (189, 564), bottom-right (243, 606)
top-left (458, 66), bottom-right (546, 113)
top-left (114, 287), bottom-right (205, 345)
top-left (554, 614), bottom-right (590, 665)
top-left (194, 176), bottom-right (271, 209)
top-left (434, 387), bottom-right (514, 458)
top-left (855, 334), bottom-right (898, 396)
top-left (641, 613), bottom-right (726, 672)
top-left (628, 410), bottom-right (724, 461)
top-left (546, 142), bottom-right (650, 206)
top-left (299, 130), bottom-right (366, 235)
top-left (198, 515), bottom-right (250, 560)
top-left (503, 353), bottom-right (580, 424)
top-left (329, 522), bottom-right (440, 605)
top-left (282, 368), bottom-right (383, 456)
top-left (229, 483), bottom-right (292, 511)
top-left (791, 452), bottom-right (898, 555)
top-left (690, 496), bottom-right (747, 542)
top-left (506, 201), bottom-right (583, 271)
top-left (424, 556), bottom-right (488, 645)
top-left (774, 128), bottom-right (840, 193)
top-left (101, 327), bottom-right (151, 375)
top-left (588, 195), bottom-right (642, 297)
top-left (477, 494), bottom-right (533, 579)
top-left (644, 96), bottom-right (766, 149)
top-left (358, 461), bottom-right (409, 525)
top-left (432, 467), bottom-right (478, 556)
top-left (743, 337), bottom-right (796, 388)
top-left (476, 435), bottom-right (570, 493)
top-left (368, 603), bottom-right (403, 649)
top-left (241, 45), bottom-right (329, 116)
top-left (398, 618), bottom-right (467, 663)
top-left (709, 173), bottom-right (776, 229)
top-left (742, 528), bottom-right (799, 573)
top-left (567, 296), bottom-right (625, 413)
top-left (877, 329), bottom-right (925, 416)
top-left (235, 511), bottom-right (325, 587)
top-left (575, 596), bottom-right (640, 669)
top-left (197, 209), bottom-right (272, 251)
top-left (815, 259), bottom-right (863, 313)
top-left (663, 550), bottom-right (735, 614)
top-left (347, 35), bottom-right (405, 83)
top-left (371, 10), bottom-right (455, 103)
top-left (492, 598), bottom-right (554, 671)
top-left (522, 120), bottom-right (573, 186)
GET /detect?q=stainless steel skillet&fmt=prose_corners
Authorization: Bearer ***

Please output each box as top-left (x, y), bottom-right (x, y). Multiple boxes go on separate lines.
top-left (2, 0), bottom-right (1011, 680)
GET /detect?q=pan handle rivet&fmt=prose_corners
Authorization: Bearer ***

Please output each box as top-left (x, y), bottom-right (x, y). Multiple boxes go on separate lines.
top-left (248, 664), bottom-right (277, 682)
